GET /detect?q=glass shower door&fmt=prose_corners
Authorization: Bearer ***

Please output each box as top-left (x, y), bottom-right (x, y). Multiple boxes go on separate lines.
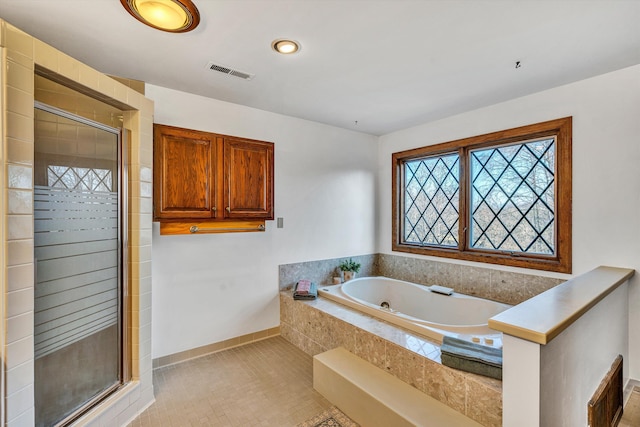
top-left (34, 103), bottom-right (124, 426)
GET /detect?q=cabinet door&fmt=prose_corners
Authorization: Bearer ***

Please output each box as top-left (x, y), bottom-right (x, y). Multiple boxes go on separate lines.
top-left (153, 124), bottom-right (219, 220)
top-left (223, 137), bottom-right (274, 219)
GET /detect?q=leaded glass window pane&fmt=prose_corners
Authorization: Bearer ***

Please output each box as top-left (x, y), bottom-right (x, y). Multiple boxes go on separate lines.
top-left (48, 165), bottom-right (113, 192)
top-left (470, 137), bottom-right (555, 254)
top-left (403, 153), bottom-right (459, 247)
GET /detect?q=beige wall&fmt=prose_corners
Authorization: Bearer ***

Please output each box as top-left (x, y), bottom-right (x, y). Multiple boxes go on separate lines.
top-left (0, 20), bottom-right (154, 426)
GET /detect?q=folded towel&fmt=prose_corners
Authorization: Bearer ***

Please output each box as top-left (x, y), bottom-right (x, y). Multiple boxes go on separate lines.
top-left (294, 281), bottom-right (317, 300)
top-left (295, 279), bottom-right (312, 294)
top-left (440, 336), bottom-right (503, 380)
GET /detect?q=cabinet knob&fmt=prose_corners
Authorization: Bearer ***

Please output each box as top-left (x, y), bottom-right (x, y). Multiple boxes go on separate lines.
top-left (225, 206), bottom-right (231, 212)
top-left (211, 207), bottom-right (217, 212)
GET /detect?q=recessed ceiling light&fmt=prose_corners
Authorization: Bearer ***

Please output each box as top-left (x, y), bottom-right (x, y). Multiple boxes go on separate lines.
top-left (121, 0), bottom-right (200, 33)
top-left (272, 39), bottom-right (300, 55)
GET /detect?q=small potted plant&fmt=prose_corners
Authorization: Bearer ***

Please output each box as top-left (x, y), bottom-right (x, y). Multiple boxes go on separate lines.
top-left (338, 258), bottom-right (361, 282)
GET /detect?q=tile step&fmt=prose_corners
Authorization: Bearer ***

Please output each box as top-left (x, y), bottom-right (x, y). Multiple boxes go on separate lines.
top-left (313, 347), bottom-right (482, 427)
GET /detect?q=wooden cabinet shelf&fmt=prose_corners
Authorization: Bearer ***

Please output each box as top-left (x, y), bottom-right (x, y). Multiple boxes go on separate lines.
top-left (153, 124), bottom-right (274, 233)
top-left (159, 220), bottom-right (266, 235)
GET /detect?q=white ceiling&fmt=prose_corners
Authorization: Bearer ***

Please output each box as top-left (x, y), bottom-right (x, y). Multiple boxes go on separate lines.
top-left (0, 0), bottom-right (639, 135)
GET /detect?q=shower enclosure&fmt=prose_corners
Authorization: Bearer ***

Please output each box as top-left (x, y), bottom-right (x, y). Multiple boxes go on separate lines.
top-left (33, 102), bottom-right (128, 426)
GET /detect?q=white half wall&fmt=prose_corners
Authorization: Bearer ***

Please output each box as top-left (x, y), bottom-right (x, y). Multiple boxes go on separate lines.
top-left (146, 85), bottom-right (378, 358)
top-left (540, 283), bottom-right (628, 427)
top-left (377, 65), bottom-right (640, 379)
top-left (502, 335), bottom-right (540, 427)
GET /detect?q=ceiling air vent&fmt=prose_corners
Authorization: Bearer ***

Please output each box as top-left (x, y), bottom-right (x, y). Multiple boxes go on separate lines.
top-left (206, 62), bottom-right (254, 80)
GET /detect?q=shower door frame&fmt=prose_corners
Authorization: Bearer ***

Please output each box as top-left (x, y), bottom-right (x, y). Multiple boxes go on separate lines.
top-left (33, 101), bottom-right (131, 427)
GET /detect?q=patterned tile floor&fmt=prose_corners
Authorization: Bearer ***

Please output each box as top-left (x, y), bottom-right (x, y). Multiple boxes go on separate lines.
top-left (129, 336), bottom-right (640, 427)
top-left (128, 337), bottom-right (332, 426)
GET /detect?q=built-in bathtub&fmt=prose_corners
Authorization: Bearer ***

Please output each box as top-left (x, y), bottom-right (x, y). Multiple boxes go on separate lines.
top-left (319, 276), bottom-right (511, 345)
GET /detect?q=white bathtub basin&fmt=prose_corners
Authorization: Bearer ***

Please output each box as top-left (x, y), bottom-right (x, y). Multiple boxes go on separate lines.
top-left (318, 276), bottom-right (511, 345)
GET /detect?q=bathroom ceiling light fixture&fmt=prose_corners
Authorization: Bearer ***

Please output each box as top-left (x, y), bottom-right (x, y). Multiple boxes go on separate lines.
top-left (272, 39), bottom-right (300, 54)
top-left (121, 0), bottom-right (200, 33)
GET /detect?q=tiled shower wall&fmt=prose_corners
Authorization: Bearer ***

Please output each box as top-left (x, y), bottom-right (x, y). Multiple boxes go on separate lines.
top-left (279, 253), bottom-right (565, 305)
top-left (1, 20), bottom-right (154, 426)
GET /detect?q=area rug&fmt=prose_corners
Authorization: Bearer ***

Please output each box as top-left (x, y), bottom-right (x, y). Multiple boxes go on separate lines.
top-left (296, 406), bottom-right (359, 427)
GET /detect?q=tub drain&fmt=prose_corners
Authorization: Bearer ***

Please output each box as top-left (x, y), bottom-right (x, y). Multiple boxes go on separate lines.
top-left (380, 301), bottom-right (390, 309)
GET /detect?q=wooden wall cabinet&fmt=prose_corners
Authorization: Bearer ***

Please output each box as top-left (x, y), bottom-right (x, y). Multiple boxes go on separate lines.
top-left (224, 136), bottom-right (274, 219)
top-left (153, 124), bottom-right (274, 228)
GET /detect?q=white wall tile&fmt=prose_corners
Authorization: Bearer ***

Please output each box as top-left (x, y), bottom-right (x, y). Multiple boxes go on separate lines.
top-left (140, 276), bottom-right (152, 295)
top-left (6, 407), bottom-right (35, 427)
top-left (7, 164), bottom-right (32, 189)
top-left (7, 288), bottom-right (33, 318)
top-left (6, 361), bottom-right (34, 396)
top-left (6, 86), bottom-right (32, 117)
top-left (7, 240), bottom-right (33, 266)
top-left (139, 292), bottom-right (151, 311)
top-left (5, 24), bottom-right (33, 59)
top-left (6, 336), bottom-right (33, 370)
top-left (6, 384), bottom-right (34, 422)
top-left (139, 166), bottom-right (152, 182)
top-left (116, 401), bottom-right (139, 426)
top-left (6, 312), bottom-right (32, 344)
top-left (6, 111), bottom-right (34, 141)
top-left (7, 215), bottom-right (33, 240)
top-left (7, 189), bottom-right (32, 214)
top-left (6, 60), bottom-right (33, 94)
top-left (33, 38), bottom-right (56, 70)
top-left (7, 264), bottom-right (33, 292)
top-left (6, 137), bottom-right (34, 164)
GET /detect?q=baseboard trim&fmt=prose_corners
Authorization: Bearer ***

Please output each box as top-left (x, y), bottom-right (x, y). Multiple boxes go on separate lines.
top-left (152, 327), bottom-right (280, 369)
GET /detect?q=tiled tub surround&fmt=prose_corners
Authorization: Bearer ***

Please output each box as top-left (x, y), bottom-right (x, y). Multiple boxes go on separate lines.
top-left (280, 292), bottom-right (503, 427)
top-left (280, 253), bottom-right (566, 305)
top-left (378, 254), bottom-right (567, 305)
top-left (279, 254), bottom-right (567, 426)
top-left (279, 254), bottom-right (379, 290)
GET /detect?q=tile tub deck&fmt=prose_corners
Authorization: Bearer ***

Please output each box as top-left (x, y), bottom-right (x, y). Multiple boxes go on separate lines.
top-left (280, 292), bottom-right (502, 427)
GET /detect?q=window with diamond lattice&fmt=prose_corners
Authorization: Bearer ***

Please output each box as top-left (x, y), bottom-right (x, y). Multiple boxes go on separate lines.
top-left (392, 117), bottom-right (572, 273)
top-left (48, 165), bottom-right (113, 192)
top-left (470, 138), bottom-right (555, 254)
top-left (404, 153), bottom-right (460, 247)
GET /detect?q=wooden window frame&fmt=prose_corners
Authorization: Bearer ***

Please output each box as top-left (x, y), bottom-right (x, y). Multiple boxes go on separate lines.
top-left (392, 117), bottom-right (572, 273)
